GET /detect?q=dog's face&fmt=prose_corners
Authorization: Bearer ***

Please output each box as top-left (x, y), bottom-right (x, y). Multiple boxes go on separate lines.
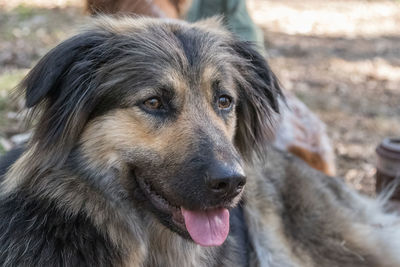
top-left (20, 17), bottom-right (282, 246)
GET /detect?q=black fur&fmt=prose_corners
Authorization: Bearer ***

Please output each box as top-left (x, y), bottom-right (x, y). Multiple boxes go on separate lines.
top-left (0, 189), bottom-right (121, 267)
top-left (231, 40), bottom-right (283, 160)
top-left (173, 27), bottom-right (207, 68)
top-left (228, 204), bottom-right (251, 267)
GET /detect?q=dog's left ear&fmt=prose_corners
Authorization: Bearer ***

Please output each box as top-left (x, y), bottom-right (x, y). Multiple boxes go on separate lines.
top-left (231, 41), bottom-right (284, 160)
top-left (18, 31), bottom-right (111, 166)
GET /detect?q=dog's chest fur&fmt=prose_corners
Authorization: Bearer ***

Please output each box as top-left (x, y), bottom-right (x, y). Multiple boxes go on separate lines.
top-left (126, 209), bottom-right (249, 267)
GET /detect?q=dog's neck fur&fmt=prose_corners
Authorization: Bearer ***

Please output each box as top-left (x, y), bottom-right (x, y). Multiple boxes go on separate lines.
top-left (144, 220), bottom-right (224, 267)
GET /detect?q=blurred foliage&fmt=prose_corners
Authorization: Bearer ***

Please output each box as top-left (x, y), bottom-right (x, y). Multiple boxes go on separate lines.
top-left (13, 4), bottom-right (36, 19)
top-left (0, 70), bottom-right (26, 93)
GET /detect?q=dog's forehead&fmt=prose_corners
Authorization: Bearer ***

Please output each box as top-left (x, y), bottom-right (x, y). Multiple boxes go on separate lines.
top-left (97, 18), bottom-right (232, 66)
top-left (95, 18), bottom-right (237, 95)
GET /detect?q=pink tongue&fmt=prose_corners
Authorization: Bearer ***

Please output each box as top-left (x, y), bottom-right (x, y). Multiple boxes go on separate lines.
top-left (181, 207), bottom-right (229, 247)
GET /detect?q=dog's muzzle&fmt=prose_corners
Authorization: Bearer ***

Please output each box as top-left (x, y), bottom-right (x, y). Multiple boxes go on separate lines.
top-left (179, 160), bottom-right (246, 247)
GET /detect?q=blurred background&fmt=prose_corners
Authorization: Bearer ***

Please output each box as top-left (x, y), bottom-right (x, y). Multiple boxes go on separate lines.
top-left (0, 0), bottom-right (399, 195)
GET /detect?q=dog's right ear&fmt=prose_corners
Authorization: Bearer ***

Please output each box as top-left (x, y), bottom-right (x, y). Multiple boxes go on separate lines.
top-left (23, 32), bottom-right (107, 108)
top-left (230, 40), bottom-right (284, 161)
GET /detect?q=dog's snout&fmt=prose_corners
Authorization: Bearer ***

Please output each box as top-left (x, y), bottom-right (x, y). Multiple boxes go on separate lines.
top-left (206, 163), bottom-right (246, 198)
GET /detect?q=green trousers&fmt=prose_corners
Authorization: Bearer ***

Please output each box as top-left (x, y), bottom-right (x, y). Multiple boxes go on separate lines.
top-left (186, 0), bottom-right (265, 54)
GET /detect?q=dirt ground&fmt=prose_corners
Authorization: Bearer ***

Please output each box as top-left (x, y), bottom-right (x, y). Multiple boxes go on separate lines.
top-left (0, 0), bottom-right (399, 195)
top-left (249, 0), bottom-right (400, 195)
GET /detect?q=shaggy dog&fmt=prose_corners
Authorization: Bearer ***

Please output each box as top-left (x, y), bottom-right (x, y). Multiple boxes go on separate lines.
top-left (0, 17), bottom-right (399, 267)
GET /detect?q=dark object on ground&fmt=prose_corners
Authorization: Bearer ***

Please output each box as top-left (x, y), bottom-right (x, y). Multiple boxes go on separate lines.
top-left (376, 137), bottom-right (400, 200)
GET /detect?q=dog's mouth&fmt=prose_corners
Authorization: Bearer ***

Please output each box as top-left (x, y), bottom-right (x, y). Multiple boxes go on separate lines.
top-left (135, 176), bottom-right (231, 247)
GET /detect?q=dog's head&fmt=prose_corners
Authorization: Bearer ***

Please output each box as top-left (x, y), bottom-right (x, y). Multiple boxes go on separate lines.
top-left (20, 17), bottom-right (282, 246)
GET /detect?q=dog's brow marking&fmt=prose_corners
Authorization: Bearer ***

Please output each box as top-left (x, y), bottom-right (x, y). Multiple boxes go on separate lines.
top-left (163, 68), bottom-right (187, 96)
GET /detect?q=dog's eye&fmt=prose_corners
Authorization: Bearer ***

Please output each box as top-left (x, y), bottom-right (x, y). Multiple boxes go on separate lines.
top-left (218, 95), bottom-right (232, 110)
top-left (144, 97), bottom-right (163, 110)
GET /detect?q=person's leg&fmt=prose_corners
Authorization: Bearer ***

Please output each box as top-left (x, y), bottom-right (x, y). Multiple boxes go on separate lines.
top-left (186, 0), bottom-right (265, 54)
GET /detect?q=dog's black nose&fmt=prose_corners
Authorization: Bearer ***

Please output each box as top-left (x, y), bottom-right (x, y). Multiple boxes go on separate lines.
top-left (206, 162), bottom-right (246, 198)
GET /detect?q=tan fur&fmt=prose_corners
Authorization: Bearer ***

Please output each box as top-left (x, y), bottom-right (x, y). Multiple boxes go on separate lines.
top-left (1, 147), bottom-right (37, 194)
top-left (288, 145), bottom-right (333, 176)
top-left (144, 219), bottom-right (220, 267)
